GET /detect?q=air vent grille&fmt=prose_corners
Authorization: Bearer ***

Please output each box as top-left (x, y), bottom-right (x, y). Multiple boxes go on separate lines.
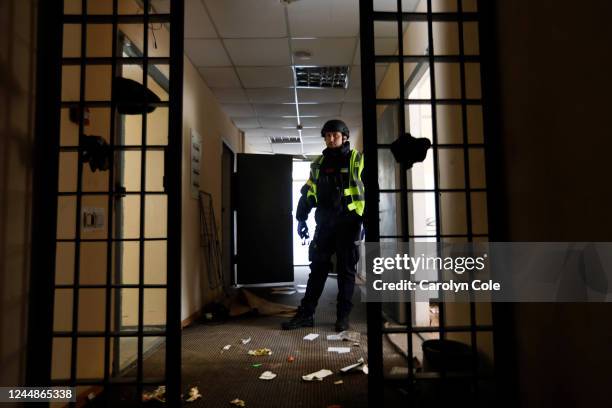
top-left (270, 136), bottom-right (302, 144)
top-left (295, 66), bottom-right (349, 89)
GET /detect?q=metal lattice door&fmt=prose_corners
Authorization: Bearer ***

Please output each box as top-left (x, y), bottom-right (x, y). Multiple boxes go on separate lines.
top-left (360, 0), bottom-right (495, 406)
top-left (27, 0), bottom-right (184, 405)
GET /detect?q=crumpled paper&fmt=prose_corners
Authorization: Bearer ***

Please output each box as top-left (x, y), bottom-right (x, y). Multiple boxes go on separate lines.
top-left (248, 348), bottom-right (272, 356)
top-left (142, 385), bottom-right (166, 403)
top-left (302, 369), bottom-right (333, 381)
top-left (185, 386), bottom-right (202, 402)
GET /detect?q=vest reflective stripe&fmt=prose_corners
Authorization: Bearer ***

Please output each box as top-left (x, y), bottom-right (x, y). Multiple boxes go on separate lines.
top-left (305, 149), bottom-right (365, 216)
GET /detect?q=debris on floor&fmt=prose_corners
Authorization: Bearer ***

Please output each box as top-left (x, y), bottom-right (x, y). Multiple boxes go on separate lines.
top-left (340, 357), bottom-right (365, 373)
top-left (251, 363), bottom-right (262, 368)
top-left (327, 346), bottom-right (351, 354)
top-left (326, 331), bottom-right (360, 343)
top-left (287, 356), bottom-right (295, 363)
top-left (222, 344), bottom-right (232, 351)
top-left (303, 333), bottom-right (319, 341)
top-left (302, 369), bottom-right (333, 382)
top-left (230, 398), bottom-right (246, 407)
top-left (334, 380), bottom-right (344, 385)
top-left (248, 348), bottom-right (272, 356)
top-left (270, 289), bottom-right (297, 295)
top-left (228, 289), bottom-right (296, 317)
top-left (258, 371), bottom-right (277, 380)
top-left (185, 386), bottom-right (202, 402)
top-left (142, 385), bottom-right (166, 403)
top-left (241, 337), bottom-right (251, 344)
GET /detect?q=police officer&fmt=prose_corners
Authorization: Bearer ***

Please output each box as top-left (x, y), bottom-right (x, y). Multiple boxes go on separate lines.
top-left (282, 119), bottom-right (364, 332)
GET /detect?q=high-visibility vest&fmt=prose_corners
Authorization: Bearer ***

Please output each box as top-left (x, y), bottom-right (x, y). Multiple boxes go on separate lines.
top-left (306, 149), bottom-right (365, 216)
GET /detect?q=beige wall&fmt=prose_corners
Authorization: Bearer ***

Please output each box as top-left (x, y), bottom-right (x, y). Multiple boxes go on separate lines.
top-left (181, 55), bottom-right (243, 320)
top-left (0, 0), bottom-right (37, 392)
top-left (53, 0), bottom-right (246, 381)
top-left (493, 1), bottom-right (612, 407)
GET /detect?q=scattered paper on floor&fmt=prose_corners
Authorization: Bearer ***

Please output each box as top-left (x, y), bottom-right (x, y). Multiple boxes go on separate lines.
top-left (185, 386), bottom-right (202, 402)
top-left (258, 371), bottom-right (277, 380)
top-left (222, 344), bottom-right (232, 351)
top-left (327, 347), bottom-right (351, 354)
top-left (326, 334), bottom-right (342, 341)
top-left (303, 333), bottom-right (319, 341)
top-left (230, 398), bottom-right (246, 407)
top-left (248, 348), bottom-right (272, 356)
top-left (334, 380), bottom-right (344, 385)
top-left (241, 337), bottom-right (251, 344)
top-left (340, 358), bottom-right (366, 373)
top-left (302, 369), bottom-right (333, 381)
top-left (142, 385), bottom-right (166, 403)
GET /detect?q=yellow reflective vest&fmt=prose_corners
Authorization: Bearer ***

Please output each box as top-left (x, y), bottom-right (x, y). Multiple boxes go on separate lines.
top-left (305, 149), bottom-right (365, 216)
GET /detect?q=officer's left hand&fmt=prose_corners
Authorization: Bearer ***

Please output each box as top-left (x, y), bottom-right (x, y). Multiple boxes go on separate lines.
top-left (297, 220), bottom-right (309, 239)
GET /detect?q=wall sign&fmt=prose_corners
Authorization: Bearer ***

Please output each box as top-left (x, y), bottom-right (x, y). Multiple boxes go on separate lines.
top-left (190, 129), bottom-right (202, 199)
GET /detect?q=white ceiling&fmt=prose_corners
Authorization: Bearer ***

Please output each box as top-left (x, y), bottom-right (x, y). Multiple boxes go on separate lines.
top-left (183, 0), bottom-right (403, 155)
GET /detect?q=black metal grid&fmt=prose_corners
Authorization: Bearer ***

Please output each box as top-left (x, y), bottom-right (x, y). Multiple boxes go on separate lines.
top-left (27, 1), bottom-right (183, 406)
top-left (361, 0), bottom-right (494, 405)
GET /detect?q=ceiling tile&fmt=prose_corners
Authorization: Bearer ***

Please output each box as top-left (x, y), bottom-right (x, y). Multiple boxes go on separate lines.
top-left (253, 103), bottom-right (296, 117)
top-left (212, 88), bottom-right (249, 103)
top-left (300, 103), bottom-right (342, 117)
top-left (236, 67), bottom-right (294, 88)
top-left (222, 103), bottom-right (255, 117)
top-left (288, 0), bottom-right (359, 38)
top-left (345, 87), bottom-right (362, 102)
top-left (232, 117), bottom-right (261, 129)
top-left (225, 39), bottom-right (291, 66)
top-left (246, 141), bottom-right (273, 153)
top-left (300, 129), bottom-right (322, 138)
top-left (301, 117), bottom-right (336, 128)
top-left (262, 128), bottom-right (300, 138)
top-left (291, 38), bottom-right (356, 66)
top-left (185, 39), bottom-right (231, 67)
top-left (204, 0), bottom-right (286, 38)
top-left (297, 88), bottom-right (346, 103)
top-left (353, 40), bottom-right (360, 65)
top-left (259, 117), bottom-right (299, 128)
top-left (272, 144), bottom-right (301, 155)
top-left (348, 66), bottom-right (360, 88)
top-left (198, 67), bottom-right (242, 87)
top-left (185, 0), bottom-right (217, 38)
top-left (341, 102), bottom-right (361, 116)
top-left (246, 88), bottom-right (294, 104)
top-left (340, 116), bottom-right (363, 127)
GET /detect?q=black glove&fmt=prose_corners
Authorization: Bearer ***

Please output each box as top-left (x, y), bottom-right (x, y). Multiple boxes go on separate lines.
top-left (297, 220), bottom-right (309, 239)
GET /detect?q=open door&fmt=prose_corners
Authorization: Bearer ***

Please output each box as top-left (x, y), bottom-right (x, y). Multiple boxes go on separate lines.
top-left (235, 154), bottom-right (293, 285)
top-left (26, 1), bottom-right (184, 405)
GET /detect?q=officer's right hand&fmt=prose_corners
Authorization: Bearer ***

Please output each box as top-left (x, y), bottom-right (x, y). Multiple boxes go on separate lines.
top-left (297, 220), bottom-right (309, 239)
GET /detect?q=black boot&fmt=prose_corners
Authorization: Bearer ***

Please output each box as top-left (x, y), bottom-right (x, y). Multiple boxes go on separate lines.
top-left (281, 307), bottom-right (314, 330)
top-left (335, 314), bottom-right (350, 332)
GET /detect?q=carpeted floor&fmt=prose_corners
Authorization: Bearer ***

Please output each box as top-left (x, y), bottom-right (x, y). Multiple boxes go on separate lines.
top-left (145, 266), bottom-right (369, 408)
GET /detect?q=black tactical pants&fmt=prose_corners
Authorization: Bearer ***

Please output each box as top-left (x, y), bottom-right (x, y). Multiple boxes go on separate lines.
top-left (300, 214), bottom-right (362, 318)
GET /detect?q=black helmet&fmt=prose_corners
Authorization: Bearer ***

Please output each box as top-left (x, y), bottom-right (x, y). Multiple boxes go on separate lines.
top-left (321, 119), bottom-right (349, 138)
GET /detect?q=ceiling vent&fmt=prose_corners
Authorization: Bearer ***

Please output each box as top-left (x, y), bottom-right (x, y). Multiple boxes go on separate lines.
top-left (295, 66), bottom-right (349, 89)
top-left (270, 136), bottom-right (302, 144)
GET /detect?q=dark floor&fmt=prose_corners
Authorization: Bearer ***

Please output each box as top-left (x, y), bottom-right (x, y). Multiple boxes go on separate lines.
top-left (145, 266), bottom-right (370, 408)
